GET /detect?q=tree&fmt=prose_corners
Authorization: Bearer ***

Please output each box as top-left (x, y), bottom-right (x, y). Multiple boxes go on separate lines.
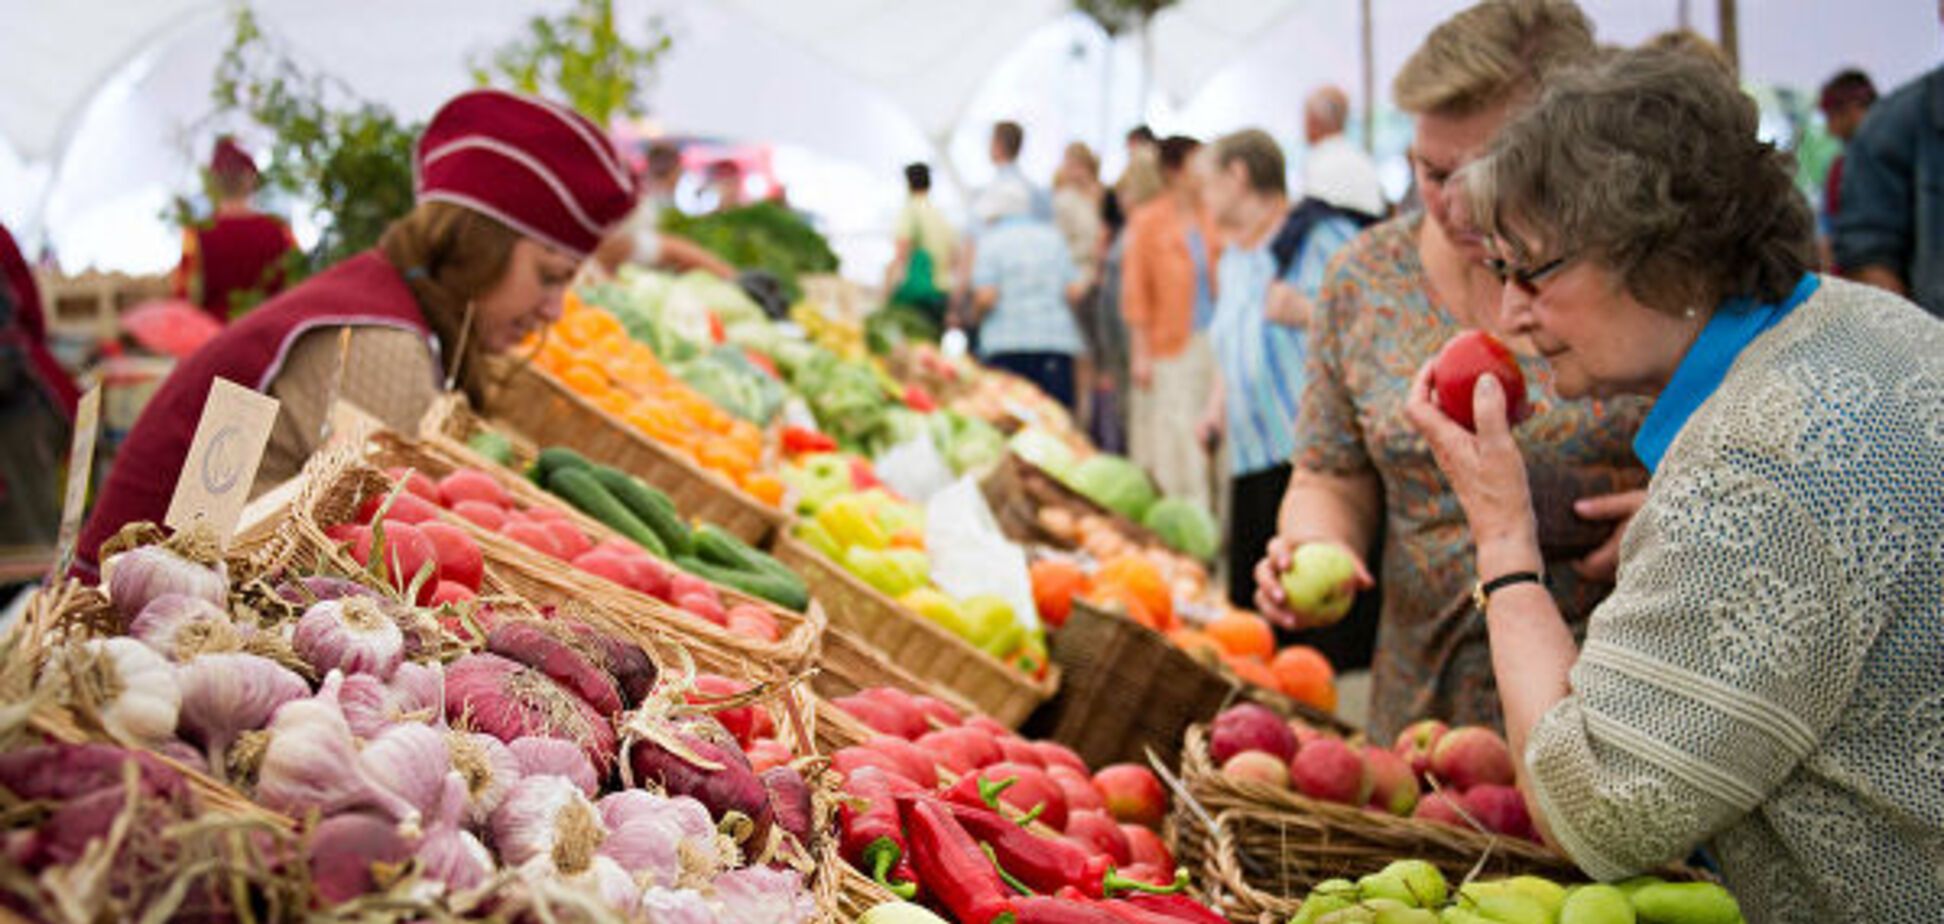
top-left (472, 0), bottom-right (672, 128)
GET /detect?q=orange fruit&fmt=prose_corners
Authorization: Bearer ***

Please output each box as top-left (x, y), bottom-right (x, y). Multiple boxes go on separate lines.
top-left (1167, 627), bottom-right (1222, 661)
top-left (559, 361), bottom-right (609, 398)
top-left (742, 473), bottom-right (785, 507)
top-left (1092, 555), bottom-right (1172, 630)
top-left (1206, 611), bottom-right (1275, 661)
top-left (1030, 559), bottom-right (1089, 629)
top-left (1085, 584), bottom-right (1160, 631)
top-left (1271, 646), bottom-right (1338, 712)
top-left (1223, 653), bottom-right (1281, 692)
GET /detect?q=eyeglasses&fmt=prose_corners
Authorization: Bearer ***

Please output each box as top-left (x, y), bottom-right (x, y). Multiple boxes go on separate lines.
top-left (1485, 254), bottom-right (1573, 294)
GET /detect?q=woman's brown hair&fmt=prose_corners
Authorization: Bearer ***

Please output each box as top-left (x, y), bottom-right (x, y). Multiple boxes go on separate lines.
top-left (377, 201), bottom-right (520, 405)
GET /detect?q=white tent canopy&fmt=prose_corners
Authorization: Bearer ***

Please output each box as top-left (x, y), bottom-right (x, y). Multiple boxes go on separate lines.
top-left (2, 0), bottom-right (1935, 275)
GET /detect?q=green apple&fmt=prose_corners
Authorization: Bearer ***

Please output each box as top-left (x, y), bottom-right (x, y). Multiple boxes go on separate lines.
top-left (1279, 542), bottom-right (1360, 624)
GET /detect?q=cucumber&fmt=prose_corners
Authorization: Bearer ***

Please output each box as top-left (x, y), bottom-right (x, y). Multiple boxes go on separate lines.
top-left (693, 524), bottom-right (800, 586)
top-left (545, 467), bottom-right (668, 557)
top-left (587, 465), bottom-right (692, 556)
top-left (530, 446), bottom-right (594, 485)
top-left (675, 555), bottom-right (809, 612)
top-left (467, 430), bottom-right (514, 466)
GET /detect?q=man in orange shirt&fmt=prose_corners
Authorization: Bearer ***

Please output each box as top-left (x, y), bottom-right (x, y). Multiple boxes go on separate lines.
top-left (1120, 135), bottom-right (1218, 510)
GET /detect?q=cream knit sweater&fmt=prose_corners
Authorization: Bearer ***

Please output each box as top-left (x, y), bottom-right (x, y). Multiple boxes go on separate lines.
top-left (1527, 278), bottom-right (1944, 923)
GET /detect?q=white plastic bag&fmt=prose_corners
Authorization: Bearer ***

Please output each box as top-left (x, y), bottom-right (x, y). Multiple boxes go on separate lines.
top-left (874, 433), bottom-right (956, 504)
top-left (923, 476), bottom-right (1040, 634)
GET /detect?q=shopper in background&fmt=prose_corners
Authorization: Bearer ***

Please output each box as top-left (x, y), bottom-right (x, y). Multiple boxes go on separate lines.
top-left (76, 88), bottom-right (638, 577)
top-left (1084, 146), bottom-right (1165, 454)
top-left (970, 183), bottom-right (1087, 410)
top-left (638, 140), bottom-right (684, 214)
top-left (1837, 60), bottom-right (1944, 316)
top-left (1121, 135), bottom-right (1218, 512)
top-left (1053, 142), bottom-right (1106, 282)
top-left (1301, 86), bottom-right (1387, 220)
top-left (1416, 47), bottom-right (1944, 919)
top-left (707, 160), bottom-right (746, 212)
top-left (1255, 0), bottom-right (1648, 740)
top-left (0, 221), bottom-right (76, 561)
top-left (172, 137), bottom-right (298, 324)
top-left (986, 120), bottom-right (1051, 220)
top-left (883, 162), bottom-right (960, 327)
top-left (1818, 69), bottom-right (1878, 271)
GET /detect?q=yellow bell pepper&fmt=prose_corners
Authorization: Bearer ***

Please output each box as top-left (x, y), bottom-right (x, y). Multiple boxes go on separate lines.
top-left (816, 493), bottom-right (888, 550)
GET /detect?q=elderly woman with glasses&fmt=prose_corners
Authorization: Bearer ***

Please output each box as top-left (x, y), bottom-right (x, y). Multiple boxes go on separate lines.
top-left (1409, 48), bottom-right (1944, 920)
top-left (1252, 0), bottom-right (1649, 741)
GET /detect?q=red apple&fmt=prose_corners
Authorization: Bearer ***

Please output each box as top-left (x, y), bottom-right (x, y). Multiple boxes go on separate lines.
top-left (1121, 824), bottom-right (1175, 876)
top-left (428, 580), bottom-right (475, 607)
top-left (997, 736), bottom-right (1046, 768)
top-left (360, 491), bottom-right (441, 527)
top-left (1064, 809), bottom-right (1133, 865)
top-left (1361, 745), bottom-right (1420, 816)
top-left (1221, 750), bottom-right (1291, 789)
top-left (385, 467), bottom-right (440, 504)
top-left (916, 728), bottom-right (1004, 775)
top-left (1428, 726), bottom-right (1515, 791)
top-left (450, 499), bottom-right (508, 531)
top-left (1210, 703), bottom-right (1299, 766)
top-left (1413, 791), bottom-right (1467, 828)
top-left (1392, 718), bottom-right (1449, 780)
top-left (418, 521), bottom-right (483, 592)
top-left (1289, 736), bottom-right (1371, 806)
top-left (436, 469), bottom-right (508, 510)
top-left (1460, 784), bottom-right (1535, 841)
top-left (1032, 741), bottom-right (1089, 775)
top-left (1092, 764), bottom-right (1167, 829)
top-left (1430, 330), bottom-right (1531, 432)
top-left (1048, 766), bottom-right (1106, 814)
top-left (1289, 718), bottom-right (1328, 750)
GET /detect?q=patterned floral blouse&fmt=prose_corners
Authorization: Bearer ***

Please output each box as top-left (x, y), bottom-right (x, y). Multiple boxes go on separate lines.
top-left (1296, 214), bottom-right (1650, 740)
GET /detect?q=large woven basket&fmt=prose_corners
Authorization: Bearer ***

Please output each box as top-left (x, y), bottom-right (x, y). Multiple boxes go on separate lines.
top-left (813, 625), bottom-right (980, 718)
top-left (352, 429), bottom-right (825, 673)
top-left (479, 360), bottom-right (789, 545)
top-left (772, 536), bottom-right (1057, 728)
top-left (1170, 724), bottom-right (1593, 914)
top-left (979, 451), bottom-right (1168, 551)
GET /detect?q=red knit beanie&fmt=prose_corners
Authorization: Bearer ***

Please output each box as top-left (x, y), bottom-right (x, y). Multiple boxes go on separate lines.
top-left (415, 89), bottom-right (638, 260)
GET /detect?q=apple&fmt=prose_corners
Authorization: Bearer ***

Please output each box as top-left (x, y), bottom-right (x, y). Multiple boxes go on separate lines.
top-left (1362, 745), bottom-right (1420, 816)
top-left (1092, 764), bottom-right (1167, 829)
top-left (1289, 736), bottom-right (1371, 806)
top-left (1412, 791), bottom-right (1466, 828)
top-left (997, 736), bottom-right (1047, 768)
top-left (1429, 330), bottom-right (1532, 432)
top-left (1048, 766), bottom-right (1106, 813)
top-left (1032, 741), bottom-right (1089, 775)
top-left (1121, 824), bottom-right (1175, 876)
top-left (1278, 542), bottom-right (1360, 626)
top-left (1210, 703), bottom-right (1299, 765)
top-left (1460, 784), bottom-right (1535, 841)
top-left (1392, 719), bottom-right (1449, 780)
top-left (1221, 750), bottom-right (1291, 789)
top-left (1428, 726), bottom-right (1515, 791)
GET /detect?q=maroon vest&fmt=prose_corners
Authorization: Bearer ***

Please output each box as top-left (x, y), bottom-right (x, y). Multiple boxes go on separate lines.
top-left (195, 212), bottom-right (296, 320)
top-left (75, 251), bottom-right (432, 577)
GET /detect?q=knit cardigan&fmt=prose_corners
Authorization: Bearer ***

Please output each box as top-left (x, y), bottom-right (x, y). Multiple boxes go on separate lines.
top-left (1527, 277), bottom-right (1944, 923)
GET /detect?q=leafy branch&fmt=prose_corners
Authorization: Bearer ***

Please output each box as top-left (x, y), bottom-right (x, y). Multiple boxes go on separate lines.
top-left (471, 0), bottom-right (672, 127)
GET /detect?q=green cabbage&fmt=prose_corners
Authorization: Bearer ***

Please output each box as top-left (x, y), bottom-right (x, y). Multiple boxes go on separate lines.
top-left (1064, 454), bottom-right (1157, 521)
top-left (1143, 498), bottom-right (1219, 560)
top-left (1008, 429), bottom-right (1078, 481)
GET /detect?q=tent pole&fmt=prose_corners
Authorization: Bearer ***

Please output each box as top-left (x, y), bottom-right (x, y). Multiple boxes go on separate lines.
top-left (1717, 0), bottom-right (1739, 73)
top-left (1360, 0), bottom-right (1374, 153)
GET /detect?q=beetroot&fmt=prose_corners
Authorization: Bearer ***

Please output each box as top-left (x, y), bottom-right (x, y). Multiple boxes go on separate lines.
top-left (1210, 703), bottom-right (1299, 765)
top-left (444, 653), bottom-right (616, 773)
top-left (624, 713), bottom-right (772, 852)
top-left (762, 765), bottom-right (814, 854)
top-left (486, 619), bottom-right (624, 717)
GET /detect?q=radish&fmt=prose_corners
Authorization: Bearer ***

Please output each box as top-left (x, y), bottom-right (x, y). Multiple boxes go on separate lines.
top-left (386, 467), bottom-right (441, 504)
top-left (450, 500), bottom-right (508, 531)
top-left (359, 491), bottom-right (441, 526)
top-left (418, 521), bottom-right (483, 591)
top-left (541, 520), bottom-right (592, 560)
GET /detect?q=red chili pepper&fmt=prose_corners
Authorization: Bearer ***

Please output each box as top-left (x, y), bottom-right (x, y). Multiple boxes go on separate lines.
top-left (839, 767), bottom-right (921, 899)
top-left (782, 426), bottom-right (837, 455)
top-left (849, 456), bottom-right (883, 490)
top-left (941, 774), bottom-right (1017, 813)
top-left (934, 799), bottom-right (1190, 900)
top-left (1116, 893), bottom-right (1228, 924)
top-left (904, 383), bottom-right (938, 413)
top-left (1011, 896), bottom-right (1128, 924)
top-left (707, 311), bottom-right (726, 344)
top-left (743, 348), bottom-right (780, 379)
top-left (900, 797), bottom-right (1018, 924)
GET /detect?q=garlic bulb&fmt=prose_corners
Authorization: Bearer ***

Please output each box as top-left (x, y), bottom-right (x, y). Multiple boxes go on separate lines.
top-left (508, 737), bottom-right (598, 797)
top-left (53, 638), bottom-right (181, 743)
top-left (712, 866), bottom-right (815, 924)
top-left (103, 545), bottom-right (227, 625)
top-left (177, 653), bottom-right (308, 772)
top-left (520, 854), bottom-right (640, 915)
top-left (292, 598), bottom-right (403, 680)
top-left (308, 811), bottom-right (411, 904)
top-left (337, 673), bottom-right (393, 740)
top-left (418, 771), bottom-right (494, 893)
top-left (638, 888), bottom-right (717, 924)
top-left (254, 673), bottom-right (368, 814)
top-left (387, 661), bottom-right (444, 719)
top-left (129, 595), bottom-right (234, 661)
top-left (448, 732), bottom-right (521, 830)
top-left (598, 792), bottom-right (722, 887)
top-left (490, 775), bottom-right (607, 870)
top-left (358, 723), bottom-right (450, 832)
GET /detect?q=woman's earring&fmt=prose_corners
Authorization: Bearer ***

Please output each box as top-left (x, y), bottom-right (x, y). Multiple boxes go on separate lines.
top-left (1683, 307), bottom-right (1697, 320)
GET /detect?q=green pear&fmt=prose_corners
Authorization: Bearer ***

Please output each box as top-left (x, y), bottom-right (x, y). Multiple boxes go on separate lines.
top-left (1372, 907), bottom-right (1441, 924)
top-left (1613, 877), bottom-right (1663, 898)
top-left (1315, 905), bottom-right (1379, 924)
top-left (1560, 884), bottom-right (1637, 924)
top-left (1383, 860), bottom-right (1450, 908)
top-left (1629, 882), bottom-right (1743, 924)
top-left (1501, 876), bottom-right (1568, 917)
top-left (1292, 890), bottom-right (1360, 924)
top-left (856, 901), bottom-right (952, 924)
top-left (1440, 910), bottom-right (1494, 924)
top-left (1467, 893), bottom-right (1552, 924)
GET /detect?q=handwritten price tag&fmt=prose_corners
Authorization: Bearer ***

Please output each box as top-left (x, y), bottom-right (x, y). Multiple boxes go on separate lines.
top-left (164, 377), bottom-right (280, 547)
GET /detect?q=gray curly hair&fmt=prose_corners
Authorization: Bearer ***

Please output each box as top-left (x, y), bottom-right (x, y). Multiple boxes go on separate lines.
top-left (1461, 47), bottom-right (1815, 313)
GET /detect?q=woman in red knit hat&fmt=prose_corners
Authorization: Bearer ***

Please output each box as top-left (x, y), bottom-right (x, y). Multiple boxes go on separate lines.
top-left (172, 137), bottom-right (299, 322)
top-left (76, 89), bottom-right (638, 577)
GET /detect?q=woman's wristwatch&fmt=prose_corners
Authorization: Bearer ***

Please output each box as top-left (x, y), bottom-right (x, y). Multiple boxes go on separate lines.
top-left (1472, 571), bottom-right (1547, 612)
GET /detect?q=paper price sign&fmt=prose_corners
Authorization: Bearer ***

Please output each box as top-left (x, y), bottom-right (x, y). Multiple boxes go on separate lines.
top-left (164, 377), bottom-right (280, 547)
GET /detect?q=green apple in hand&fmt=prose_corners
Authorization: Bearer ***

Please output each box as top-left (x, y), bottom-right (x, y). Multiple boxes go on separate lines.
top-left (1280, 542), bottom-right (1361, 625)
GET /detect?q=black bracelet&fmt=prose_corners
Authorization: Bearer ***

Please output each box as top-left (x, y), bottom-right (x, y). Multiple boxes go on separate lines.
top-left (1472, 571), bottom-right (1547, 612)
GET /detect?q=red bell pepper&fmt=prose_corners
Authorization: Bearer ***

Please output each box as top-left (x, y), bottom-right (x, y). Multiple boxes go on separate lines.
top-left (849, 456), bottom-right (883, 490)
top-left (782, 426), bottom-right (838, 455)
top-left (935, 799), bottom-right (1189, 900)
top-left (838, 767), bottom-right (920, 899)
top-left (900, 797), bottom-right (1017, 924)
top-left (904, 383), bottom-right (938, 413)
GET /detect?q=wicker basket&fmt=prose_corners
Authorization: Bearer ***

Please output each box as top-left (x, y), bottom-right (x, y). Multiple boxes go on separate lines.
top-left (419, 392), bottom-right (539, 473)
top-left (773, 536), bottom-right (1057, 728)
top-left (479, 360), bottom-right (788, 545)
top-left (1170, 724), bottom-right (1593, 910)
top-left (348, 429), bottom-right (826, 673)
top-left (813, 625), bottom-right (980, 717)
top-left (980, 451), bottom-right (1169, 551)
